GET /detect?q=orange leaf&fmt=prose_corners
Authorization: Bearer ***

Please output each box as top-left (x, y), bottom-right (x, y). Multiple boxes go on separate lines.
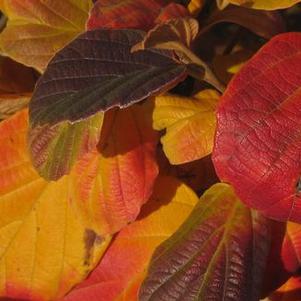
top-left (187, 0), bottom-right (204, 16)
top-left (0, 102), bottom-right (157, 299)
top-left (73, 102), bottom-right (159, 235)
top-left (281, 222), bottom-right (301, 273)
top-left (0, 110), bottom-right (111, 300)
top-left (62, 176), bottom-right (198, 301)
top-left (268, 276), bottom-right (301, 301)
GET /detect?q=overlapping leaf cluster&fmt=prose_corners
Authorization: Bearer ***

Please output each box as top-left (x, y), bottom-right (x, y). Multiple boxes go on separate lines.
top-left (0, 0), bottom-right (301, 300)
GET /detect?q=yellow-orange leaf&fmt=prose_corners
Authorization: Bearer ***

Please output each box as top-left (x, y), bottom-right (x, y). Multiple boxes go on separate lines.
top-left (153, 89), bottom-right (219, 164)
top-left (62, 176), bottom-right (198, 301)
top-left (0, 110), bottom-right (111, 300)
top-left (217, 0), bottom-right (301, 10)
top-left (0, 0), bottom-right (92, 72)
top-left (74, 102), bottom-right (159, 235)
top-left (188, 0), bottom-right (204, 16)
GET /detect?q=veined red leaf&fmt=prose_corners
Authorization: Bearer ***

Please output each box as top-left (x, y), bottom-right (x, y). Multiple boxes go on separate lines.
top-left (29, 29), bottom-right (186, 128)
top-left (86, 0), bottom-right (167, 31)
top-left (62, 176), bottom-right (198, 301)
top-left (140, 183), bottom-right (272, 301)
top-left (213, 32), bottom-right (301, 222)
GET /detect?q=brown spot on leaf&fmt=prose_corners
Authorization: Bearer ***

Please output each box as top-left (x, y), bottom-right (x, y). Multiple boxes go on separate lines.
top-left (84, 229), bottom-right (103, 266)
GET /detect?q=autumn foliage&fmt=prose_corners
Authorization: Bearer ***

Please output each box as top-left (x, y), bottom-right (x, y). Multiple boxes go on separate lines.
top-left (0, 0), bottom-right (301, 300)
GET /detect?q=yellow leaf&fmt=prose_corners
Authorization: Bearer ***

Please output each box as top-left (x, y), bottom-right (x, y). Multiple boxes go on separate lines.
top-left (0, 0), bottom-right (93, 72)
top-left (188, 0), bottom-right (204, 16)
top-left (153, 89), bottom-right (219, 164)
top-left (0, 110), bottom-right (110, 300)
top-left (217, 0), bottom-right (301, 10)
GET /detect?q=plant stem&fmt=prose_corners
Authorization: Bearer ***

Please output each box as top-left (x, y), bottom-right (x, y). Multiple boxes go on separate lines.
top-left (176, 43), bottom-right (225, 93)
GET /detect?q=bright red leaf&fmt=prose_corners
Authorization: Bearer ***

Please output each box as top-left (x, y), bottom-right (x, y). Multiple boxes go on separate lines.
top-left (213, 32), bottom-right (301, 222)
top-left (87, 0), bottom-right (168, 31)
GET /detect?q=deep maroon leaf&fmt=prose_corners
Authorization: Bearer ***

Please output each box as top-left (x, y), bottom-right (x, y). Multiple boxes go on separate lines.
top-left (29, 29), bottom-right (187, 127)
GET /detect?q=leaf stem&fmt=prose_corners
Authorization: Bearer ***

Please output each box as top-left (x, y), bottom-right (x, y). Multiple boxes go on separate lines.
top-left (177, 44), bottom-right (225, 93)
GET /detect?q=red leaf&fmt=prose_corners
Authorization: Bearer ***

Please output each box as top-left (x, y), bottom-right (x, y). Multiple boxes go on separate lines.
top-left (87, 0), bottom-right (167, 31)
top-left (213, 32), bottom-right (301, 222)
top-left (261, 221), bottom-right (290, 298)
top-left (155, 3), bottom-right (190, 24)
top-left (281, 222), bottom-right (301, 273)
